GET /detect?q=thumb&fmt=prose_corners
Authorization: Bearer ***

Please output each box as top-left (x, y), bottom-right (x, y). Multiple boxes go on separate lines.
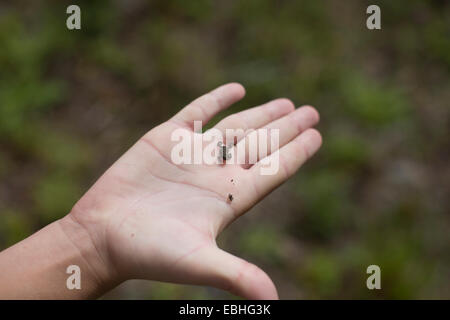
top-left (200, 247), bottom-right (279, 300)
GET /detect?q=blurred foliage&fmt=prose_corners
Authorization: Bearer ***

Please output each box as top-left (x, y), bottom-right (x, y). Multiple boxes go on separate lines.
top-left (0, 0), bottom-right (449, 299)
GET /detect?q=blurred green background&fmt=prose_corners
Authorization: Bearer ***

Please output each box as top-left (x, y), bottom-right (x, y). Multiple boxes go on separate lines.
top-left (0, 0), bottom-right (449, 299)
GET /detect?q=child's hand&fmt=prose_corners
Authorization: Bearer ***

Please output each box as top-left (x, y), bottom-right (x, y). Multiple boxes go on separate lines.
top-left (66, 83), bottom-right (321, 299)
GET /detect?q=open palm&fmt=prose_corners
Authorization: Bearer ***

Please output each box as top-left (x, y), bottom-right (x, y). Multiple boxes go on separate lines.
top-left (69, 83), bottom-right (321, 299)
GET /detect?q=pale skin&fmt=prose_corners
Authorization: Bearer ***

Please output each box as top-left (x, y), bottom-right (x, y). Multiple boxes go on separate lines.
top-left (0, 83), bottom-right (322, 299)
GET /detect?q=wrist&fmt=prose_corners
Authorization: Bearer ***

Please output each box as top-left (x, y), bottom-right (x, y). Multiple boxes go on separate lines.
top-left (0, 215), bottom-right (120, 299)
top-left (58, 214), bottom-right (121, 296)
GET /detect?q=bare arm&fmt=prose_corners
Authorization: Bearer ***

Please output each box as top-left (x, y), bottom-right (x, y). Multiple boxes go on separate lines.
top-left (0, 216), bottom-right (117, 299)
top-left (0, 83), bottom-right (321, 300)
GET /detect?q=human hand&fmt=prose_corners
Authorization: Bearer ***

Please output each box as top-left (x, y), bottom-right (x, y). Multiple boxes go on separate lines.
top-left (65, 83), bottom-right (322, 299)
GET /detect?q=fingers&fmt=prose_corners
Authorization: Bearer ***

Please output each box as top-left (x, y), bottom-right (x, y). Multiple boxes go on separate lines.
top-left (264, 105), bottom-right (319, 148)
top-left (171, 83), bottom-right (246, 129)
top-left (235, 106), bottom-right (319, 167)
top-left (249, 128), bottom-right (322, 199)
top-left (199, 247), bottom-right (279, 300)
top-left (213, 98), bottom-right (295, 143)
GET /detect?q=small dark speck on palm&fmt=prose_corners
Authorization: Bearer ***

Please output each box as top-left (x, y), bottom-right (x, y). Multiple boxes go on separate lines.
top-left (228, 193), bottom-right (233, 202)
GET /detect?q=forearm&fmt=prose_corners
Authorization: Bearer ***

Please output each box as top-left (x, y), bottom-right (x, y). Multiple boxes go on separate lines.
top-left (0, 215), bottom-right (116, 299)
